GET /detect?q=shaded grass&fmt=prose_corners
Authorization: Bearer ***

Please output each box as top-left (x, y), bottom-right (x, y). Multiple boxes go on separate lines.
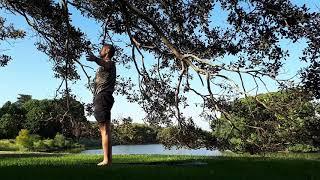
top-left (0, 152), bottom-right (320, 180)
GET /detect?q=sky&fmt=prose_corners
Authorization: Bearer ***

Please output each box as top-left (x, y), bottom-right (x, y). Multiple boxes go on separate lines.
top-left (0, 0), bottom-right (319, 130)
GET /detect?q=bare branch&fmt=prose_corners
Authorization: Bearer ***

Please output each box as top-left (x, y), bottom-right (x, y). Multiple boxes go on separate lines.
top-left (131, 45), bottom-right (143, 76)
top-left (157, 57), bottom-right (164, 82)
top-left (101, 20), bottom-right (114, 45)
top-left (237, 71), bottom-right (248, 98)
top-left (182, 54), bottom-right (218, 68)
top-left (175, 61), bottom-right (186, 127)
top-left (55, 79), bottom-right (65, 99)
top-left (74, 59), bottom-right (93, 93)
top-left (119, 2), bottom-right (149, 78)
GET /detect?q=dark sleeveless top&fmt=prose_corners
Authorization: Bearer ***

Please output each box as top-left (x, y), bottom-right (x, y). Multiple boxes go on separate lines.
top-left (94, 60), bottom-right (116, 95)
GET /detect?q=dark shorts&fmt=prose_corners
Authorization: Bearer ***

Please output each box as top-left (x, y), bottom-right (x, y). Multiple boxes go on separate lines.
top-left (93, 91), bottom-right (114, 123)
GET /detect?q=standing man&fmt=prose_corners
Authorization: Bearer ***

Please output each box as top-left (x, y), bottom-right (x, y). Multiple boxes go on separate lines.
top-left (86, 44), bottom-right (116, 166)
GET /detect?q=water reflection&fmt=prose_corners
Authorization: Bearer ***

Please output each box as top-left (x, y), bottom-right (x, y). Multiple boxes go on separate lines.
top-left (82, 144), bottom-right (221, 156)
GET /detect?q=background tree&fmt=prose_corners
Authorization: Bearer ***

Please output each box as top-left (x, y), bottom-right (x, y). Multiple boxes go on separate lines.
top-left (58, 95), bottom-right (89, 140)
top-left (16, 94), bottom-right (32, 105)
top-left (0, 113), bottom-right (20, 138)
top-left (112, 117), bottom-right (158, 145)
top-left (212, 88), bottom-right (318, 154)
top-left (22, 99), bottom-right (62, 138)
top-left (22, 96), bottom-right (88, 139)
top-left (157, 124), bottom-right (216, 150)
top-left (0, 95), bottom-right (90, 139)
top-left (304, 102), bottom-right (320, 147)
top-left (0, 101), bottom-right (25, 138)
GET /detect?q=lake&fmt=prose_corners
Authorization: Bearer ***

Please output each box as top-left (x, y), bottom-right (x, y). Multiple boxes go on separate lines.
top-left (81, 144), bottom-right (221, 156)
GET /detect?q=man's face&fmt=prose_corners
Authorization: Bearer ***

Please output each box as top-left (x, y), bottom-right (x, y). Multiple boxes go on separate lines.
top-left (99, 46), bottom-right (110, 59)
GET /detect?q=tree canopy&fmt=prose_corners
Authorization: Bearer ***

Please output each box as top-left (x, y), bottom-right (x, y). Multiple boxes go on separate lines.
top-left (0, 16), bottom-right (25, 66)
top-left (0, 94), bottom-right (89, 139)
top-left (213, 88), bottom-right (319, 153)
top-left (1, 0), bottom-right (319, 148)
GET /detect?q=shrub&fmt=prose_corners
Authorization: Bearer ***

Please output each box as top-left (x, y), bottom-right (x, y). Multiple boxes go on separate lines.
top-left (15, 129), bottom-right (33, 150)
top-left (53, 133), bottom-right (66, 148)
top-left (33, 140), bottom-right (46, 151)
top-left (78, 138), bottom-right (101, 148)
top-left (12, 130), bottom-right (84, 152)
top-left (43, 139), bottom-right (54, 149)
top-left (0, 139), bottom-right (19, 151)
top-left (288, 144), bottom-right (319, 153)
top-left (229, 138), bottom-right (244, 152)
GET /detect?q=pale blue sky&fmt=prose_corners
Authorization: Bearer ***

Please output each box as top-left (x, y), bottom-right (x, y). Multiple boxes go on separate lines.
top-left (0, 0), bottom-right (318, 130)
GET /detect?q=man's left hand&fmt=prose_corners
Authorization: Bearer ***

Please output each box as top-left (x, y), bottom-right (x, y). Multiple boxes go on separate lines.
top-left (86, 52), bottom-right (97, 62)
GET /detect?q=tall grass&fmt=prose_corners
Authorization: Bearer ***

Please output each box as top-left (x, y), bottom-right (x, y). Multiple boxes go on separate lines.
top-left (1, 130), bottom-right (85, 152)
top-left (0, 139), bottom-right (19, 151)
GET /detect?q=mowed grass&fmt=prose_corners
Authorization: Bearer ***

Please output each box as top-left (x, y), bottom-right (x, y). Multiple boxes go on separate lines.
top-left (0, 152), bottom-right (320, 180)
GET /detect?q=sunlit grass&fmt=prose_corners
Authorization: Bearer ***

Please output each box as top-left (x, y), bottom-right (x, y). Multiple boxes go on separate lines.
top-left (0, 152), bottom-right (319, 180)
top-left (0, 153), bottom-right (207, 166)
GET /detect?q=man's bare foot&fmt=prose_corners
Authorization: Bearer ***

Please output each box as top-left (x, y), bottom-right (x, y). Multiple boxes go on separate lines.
top-left (97, 161), bottom-right (111, 166)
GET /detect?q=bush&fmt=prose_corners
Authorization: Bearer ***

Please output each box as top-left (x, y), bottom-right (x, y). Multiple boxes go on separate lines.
top-left (43, 139), bottom-right (54, 149)
top-left (229, 138), bottom-right (244, 152)
top-left (31, 134), bottom-right (41, 142)
top-left (64, 139), bottom-right (71, 148)
top-left (15, 129), bottom-right (33, 150)
top-left (0, 139), bottom-right (19, 151)
top-left (39, 134), bottom-right (83, 151)
top-left (78, 138), bottom-right (101, 148)
top-left (288, 144), bottom-right (319, 153)
top-left (33, 140), bottom-right (46, 151)
top-left (11, 131), bottom-right (85, 152)
top-left (5, 129), bottom-right (84, 152)
top-left (53, 133), bottom-right (66, 148)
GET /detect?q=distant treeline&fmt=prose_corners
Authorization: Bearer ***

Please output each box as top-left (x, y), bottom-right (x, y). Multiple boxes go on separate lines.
top-left (0, 94), bottom-right (90, 139)
top-left (0, 94), bottom-right (196, 147)
top-left (80, 117), bottom-right (161, 147)
top-left (2, 89), bottom-right (320, 154)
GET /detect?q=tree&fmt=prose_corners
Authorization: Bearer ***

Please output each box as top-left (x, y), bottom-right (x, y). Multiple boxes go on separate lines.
top-left (0, 95), bottom-right (90, 139)
top-left (0, 113), bottom-right (20, 138)
top-left (0, 101), bottom-right (25, 138)
top-left (113, 117), bottom-right (159, 145)
top-left (212, 88), bottom-right (318, 154)
top-left (16, 94), bottom-right (32, 105)
top-left (1, 0), bottom-right (320, 148)
top-left (23, 99), bottom-right (62, 138)
top-left (22, 96), bottom-right (88, 139)
top-left (157, 125), bottom-right (216, 150)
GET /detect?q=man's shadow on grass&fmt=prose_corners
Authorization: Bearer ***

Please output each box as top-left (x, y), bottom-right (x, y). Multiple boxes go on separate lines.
top-left (114, 161), bottom-right (208, 167)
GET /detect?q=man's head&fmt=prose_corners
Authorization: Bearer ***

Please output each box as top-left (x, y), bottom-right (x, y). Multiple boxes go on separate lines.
top-left (100, 44), bottom-right (115, 60)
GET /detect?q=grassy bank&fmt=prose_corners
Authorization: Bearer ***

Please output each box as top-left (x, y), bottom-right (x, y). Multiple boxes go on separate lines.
top-left (0, 152), bottom-right (320, 180)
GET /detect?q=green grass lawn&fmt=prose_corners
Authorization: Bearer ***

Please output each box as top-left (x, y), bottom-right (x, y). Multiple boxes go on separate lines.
top-left (0, 152), bottom-right (320, 180)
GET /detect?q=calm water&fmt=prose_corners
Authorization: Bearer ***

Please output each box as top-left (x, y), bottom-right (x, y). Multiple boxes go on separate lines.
top-left (81, 144), bottom-right (221, 156)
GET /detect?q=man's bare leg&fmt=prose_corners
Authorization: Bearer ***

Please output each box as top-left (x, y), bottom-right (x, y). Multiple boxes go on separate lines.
top-left (97, 121), bottom-right (112, 166)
